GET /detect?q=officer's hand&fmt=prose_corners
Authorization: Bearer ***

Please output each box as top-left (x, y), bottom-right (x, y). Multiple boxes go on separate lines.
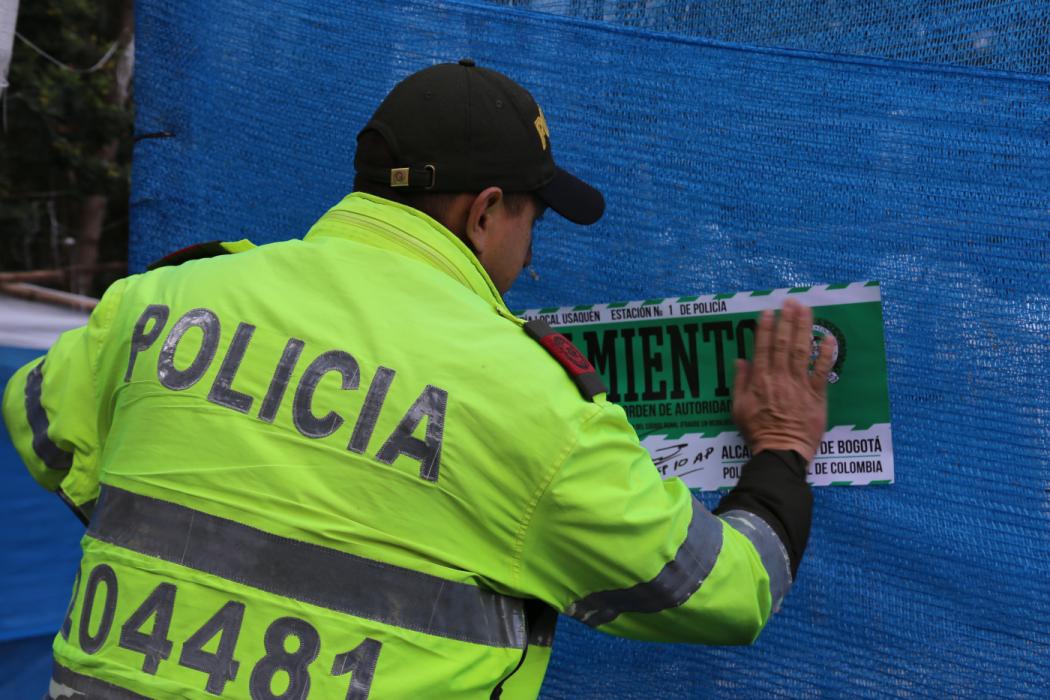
top-left (731, 299), bottom-right (836, 462)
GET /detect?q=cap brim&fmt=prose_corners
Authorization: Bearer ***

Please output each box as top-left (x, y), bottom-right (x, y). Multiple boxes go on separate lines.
top-left (535, 167), bottom-right (605, 226)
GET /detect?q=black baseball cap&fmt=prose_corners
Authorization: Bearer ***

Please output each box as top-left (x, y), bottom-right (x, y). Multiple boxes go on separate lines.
top-left (355, 59), bottom-right (605, 226)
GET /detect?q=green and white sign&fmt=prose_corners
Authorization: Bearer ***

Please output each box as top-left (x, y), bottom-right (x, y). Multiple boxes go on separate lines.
top-left (518, 281), bottom-right (893, 492)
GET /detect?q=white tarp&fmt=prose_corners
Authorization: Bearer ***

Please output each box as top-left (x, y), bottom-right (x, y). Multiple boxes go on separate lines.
top-left (0, 0), bottom-right (19, 94)
top-left (0, 293), bottom-right (88, 349)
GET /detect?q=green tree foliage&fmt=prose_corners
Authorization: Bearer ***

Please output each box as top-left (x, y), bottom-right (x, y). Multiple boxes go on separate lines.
top-left (1, 0), bottom-right (132, 295)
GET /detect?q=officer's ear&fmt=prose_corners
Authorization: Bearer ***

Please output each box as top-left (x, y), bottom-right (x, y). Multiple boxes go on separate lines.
top-left (464, 187), bottom-right (505, 257)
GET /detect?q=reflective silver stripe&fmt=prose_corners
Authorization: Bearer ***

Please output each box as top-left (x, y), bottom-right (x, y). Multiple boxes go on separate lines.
top-left (49, 661), bottom-right (149, 699)
top-left (719, 509), bottom-right (793, 612)
top-left (565, 499), bottom-right (723, 628)
top-left (24, 362), bottom-right (73, 471)
top-left (88, 486), bottom-right (525, 648)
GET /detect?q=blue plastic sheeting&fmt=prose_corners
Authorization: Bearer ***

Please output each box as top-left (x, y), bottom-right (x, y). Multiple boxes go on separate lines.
top-left (0, 346), bottom-right (84, 699)
top-left (12, 0), bottom-right (1042, 696)
top-left (0, 635), bottom-right (57, 699)
top-left (491, 0), bottom-right (1050, 75)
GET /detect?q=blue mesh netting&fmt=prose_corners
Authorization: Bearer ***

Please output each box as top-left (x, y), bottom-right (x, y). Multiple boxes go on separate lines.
top-left (490, 0), bottom-right (1050, 75)
top-left (10, 0), bottom-right (1049, 697)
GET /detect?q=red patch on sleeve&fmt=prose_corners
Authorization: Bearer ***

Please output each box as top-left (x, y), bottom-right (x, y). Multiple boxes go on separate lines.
top-left (538, 333), bottom-right (595, 377)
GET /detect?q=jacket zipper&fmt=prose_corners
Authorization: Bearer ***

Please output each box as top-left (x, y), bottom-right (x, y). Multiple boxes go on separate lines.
top-left (324, 210), bottom-right (473, 289)
top-left (490, 626), bottom-right (530, 699)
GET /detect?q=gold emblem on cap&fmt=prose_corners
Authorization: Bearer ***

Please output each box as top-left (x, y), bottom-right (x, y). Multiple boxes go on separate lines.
top-left (534, 106), bottom-right (550, 151)
top-left (390, 167), bottom-right (410, 187)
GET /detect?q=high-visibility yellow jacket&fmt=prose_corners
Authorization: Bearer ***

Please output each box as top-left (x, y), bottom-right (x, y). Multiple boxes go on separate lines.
top-left (3, 193), bottom-right (792, 699)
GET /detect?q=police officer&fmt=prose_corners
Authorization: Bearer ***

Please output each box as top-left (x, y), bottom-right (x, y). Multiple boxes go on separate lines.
top-left (4, 60), bottom-right (834, 699)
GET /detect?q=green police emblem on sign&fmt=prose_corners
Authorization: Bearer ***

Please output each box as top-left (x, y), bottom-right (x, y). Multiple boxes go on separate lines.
top-left (811, 319), bottom-right (847, 384)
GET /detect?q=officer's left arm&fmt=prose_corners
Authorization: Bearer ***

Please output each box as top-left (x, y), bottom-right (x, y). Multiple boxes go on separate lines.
top-left (516, 402), bottom-right (792, 645)
top-left (2, 280), bottom-right (126, 524)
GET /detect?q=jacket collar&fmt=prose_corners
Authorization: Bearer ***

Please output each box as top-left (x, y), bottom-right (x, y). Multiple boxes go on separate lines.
top-left (305, 193), bottom-right (510, 311)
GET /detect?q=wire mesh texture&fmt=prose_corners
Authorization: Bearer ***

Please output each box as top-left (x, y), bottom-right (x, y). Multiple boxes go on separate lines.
top-left (120, 0), bottom-right (1050, 697)
top-left (489, 0), bottom-right (1050, 75)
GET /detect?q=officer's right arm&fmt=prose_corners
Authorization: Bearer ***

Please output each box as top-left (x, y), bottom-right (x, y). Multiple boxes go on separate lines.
top-left (517, 300), bottom-right (832, 644)
top-left (520, 401), bottom-right (796, 645)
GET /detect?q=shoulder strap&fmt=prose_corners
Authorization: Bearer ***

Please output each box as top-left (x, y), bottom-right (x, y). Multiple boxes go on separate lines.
top-left (523, 319), bottom-right (607, 401)
top-left (147, 239), bottom-right (255, 270)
